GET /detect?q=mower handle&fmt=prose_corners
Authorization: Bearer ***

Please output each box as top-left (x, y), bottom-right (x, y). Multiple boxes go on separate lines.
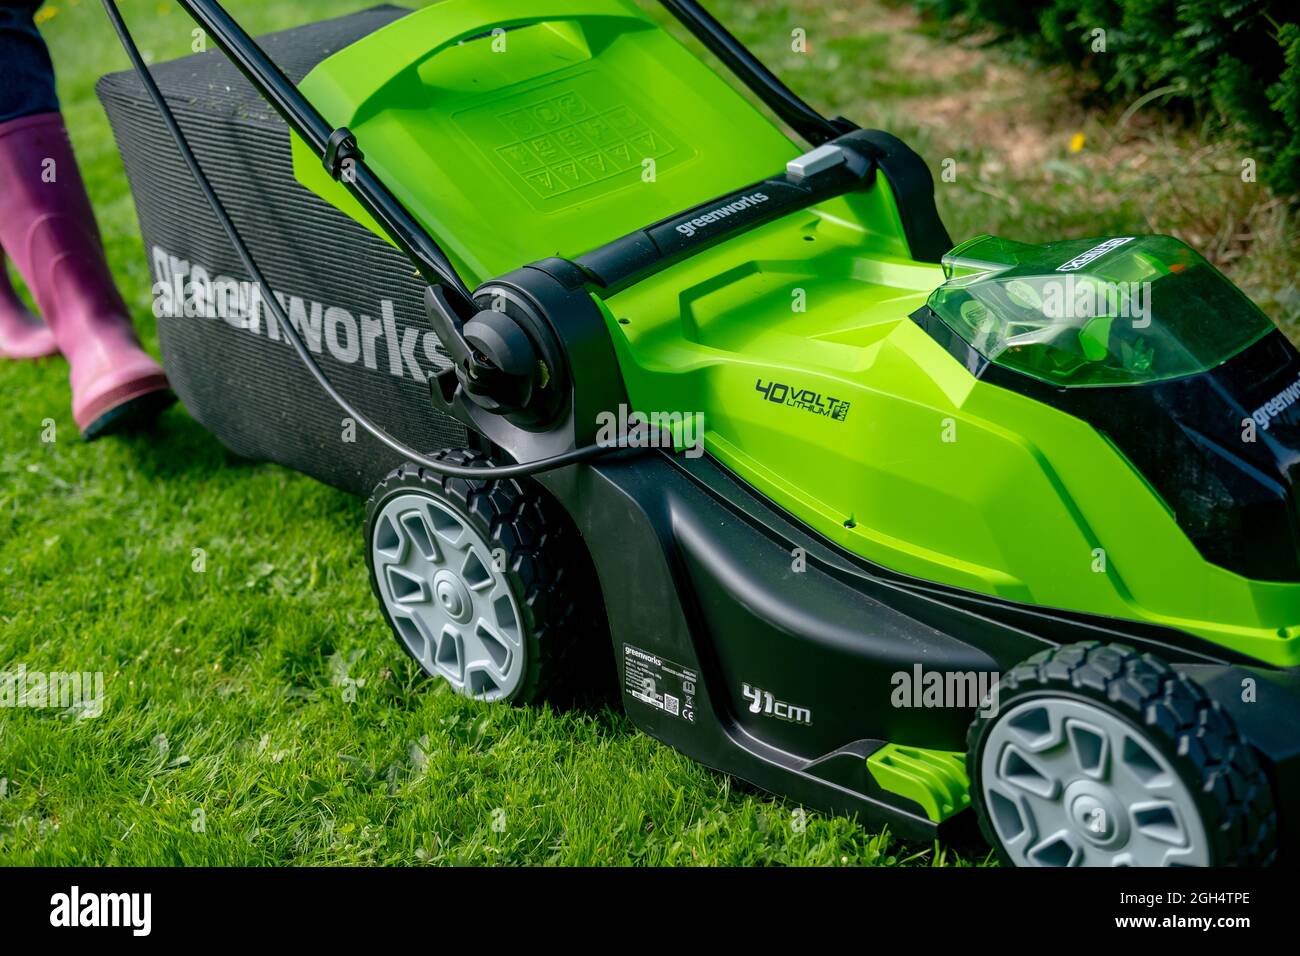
top-left (168, 0), bottom-right (477, 313)
top-left (159, 0), bottom-right (844, 309)
top-left (659, 0), bottom-right (846, 145)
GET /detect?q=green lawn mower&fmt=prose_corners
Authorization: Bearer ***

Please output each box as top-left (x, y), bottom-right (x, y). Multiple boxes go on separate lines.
top-left (100, 0), bottom-right (1299, 867)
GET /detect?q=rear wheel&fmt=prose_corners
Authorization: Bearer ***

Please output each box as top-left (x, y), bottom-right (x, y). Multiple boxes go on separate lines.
top-left (968, 641), bottom-right (1276, 867)
top-left (365, 449), bottom-right (599, 704)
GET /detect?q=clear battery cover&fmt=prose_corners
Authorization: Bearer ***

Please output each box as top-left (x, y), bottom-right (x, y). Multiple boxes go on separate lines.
top-left (925, 234), bottom-right (1274, 387)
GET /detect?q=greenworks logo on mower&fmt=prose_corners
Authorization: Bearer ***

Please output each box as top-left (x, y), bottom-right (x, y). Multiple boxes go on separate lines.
top-left (1249, 372), bottom-right (1300, 431)
top-left (674, 192), bottom-right (769, 238)
top-left (755, 378), bottom-right (850, 421)
top-left (1055, 236), bottom-right (1134, 272)
top-left (150, 248), bottom-right (447, 382)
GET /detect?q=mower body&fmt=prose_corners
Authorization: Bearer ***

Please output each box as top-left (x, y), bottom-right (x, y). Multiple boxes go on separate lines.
top-left (101, 1), bottom-right (1300, 854)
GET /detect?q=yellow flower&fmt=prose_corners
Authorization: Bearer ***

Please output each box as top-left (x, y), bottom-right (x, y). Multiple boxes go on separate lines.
top-left (1069, 132), bottom-right (1086, 153)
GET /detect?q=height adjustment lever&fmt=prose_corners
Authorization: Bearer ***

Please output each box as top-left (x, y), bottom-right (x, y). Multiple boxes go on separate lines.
top-left (423, 285), bottom-right (538, 415)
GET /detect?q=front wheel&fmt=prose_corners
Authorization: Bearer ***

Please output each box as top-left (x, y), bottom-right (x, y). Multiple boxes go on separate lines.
top-left (968, 641), bottom-right (1277, 867)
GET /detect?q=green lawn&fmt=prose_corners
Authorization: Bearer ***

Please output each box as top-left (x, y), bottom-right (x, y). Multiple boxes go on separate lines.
top-left (0, 0), bottom-right (1293, 866)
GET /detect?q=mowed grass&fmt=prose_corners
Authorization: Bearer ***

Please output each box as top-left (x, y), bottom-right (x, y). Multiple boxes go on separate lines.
top-left (1, 0), bottom-right (1293, 866)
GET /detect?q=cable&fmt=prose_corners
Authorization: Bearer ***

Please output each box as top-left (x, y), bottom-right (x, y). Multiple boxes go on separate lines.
top-left (102, 0), bottom-right (621, 481)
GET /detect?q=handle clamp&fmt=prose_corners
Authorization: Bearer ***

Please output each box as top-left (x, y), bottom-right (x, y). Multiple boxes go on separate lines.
top-left (323, 126), bottom-right (364, 180)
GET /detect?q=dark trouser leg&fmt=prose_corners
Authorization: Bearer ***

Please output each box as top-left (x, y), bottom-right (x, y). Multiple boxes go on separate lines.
top-left (0, 1), bottom-right (60, 124)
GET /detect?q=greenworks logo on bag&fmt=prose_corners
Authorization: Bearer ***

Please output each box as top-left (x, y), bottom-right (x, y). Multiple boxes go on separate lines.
top-left (148, 246), bottom-right (449, 384)
top-left (675, 192), bottom-right (769, 237)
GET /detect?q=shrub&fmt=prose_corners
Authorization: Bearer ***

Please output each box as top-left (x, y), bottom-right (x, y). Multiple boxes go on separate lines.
top-left (912, 0), bottom-right (1300, 196)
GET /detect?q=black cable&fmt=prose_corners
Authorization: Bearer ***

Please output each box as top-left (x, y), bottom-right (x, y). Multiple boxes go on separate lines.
top-left (173, 0), bottom-right (476, 312)
top-left (101, 0), bottom-right (621, 481)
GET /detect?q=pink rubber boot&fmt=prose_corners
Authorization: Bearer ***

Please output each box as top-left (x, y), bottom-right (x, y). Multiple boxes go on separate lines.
top-left (0, 112), bottom-right (173, 438)
top-left (0, 247), bottom-right (57, 359)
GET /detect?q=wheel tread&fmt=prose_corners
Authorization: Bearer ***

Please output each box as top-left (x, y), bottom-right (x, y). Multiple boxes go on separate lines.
top-left (968, 641), bottom-right (1278, 866)
top-left (365, 450), bottom-right (607, 705)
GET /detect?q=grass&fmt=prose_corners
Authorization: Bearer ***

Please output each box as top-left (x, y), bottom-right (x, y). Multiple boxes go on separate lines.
top-left (0, 0), bottom-right (1293, 867)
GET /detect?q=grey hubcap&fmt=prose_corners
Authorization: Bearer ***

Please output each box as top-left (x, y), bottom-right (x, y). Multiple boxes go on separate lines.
top-left (371, 492), bottom-right (524, 702)
top-left (980, 697), bottom-right (1208, 866)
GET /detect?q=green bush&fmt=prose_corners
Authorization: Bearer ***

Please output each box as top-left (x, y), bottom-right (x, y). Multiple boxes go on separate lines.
top-left (912, 0), bottom-right (1300, 195)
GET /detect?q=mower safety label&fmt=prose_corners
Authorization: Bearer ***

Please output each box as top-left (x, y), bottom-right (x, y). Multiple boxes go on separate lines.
top-left (624, 644), bottom-right (696, 723)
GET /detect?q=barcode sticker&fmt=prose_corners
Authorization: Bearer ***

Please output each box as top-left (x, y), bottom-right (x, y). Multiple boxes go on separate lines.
top-left (623, 645), bottom-right (697, 723)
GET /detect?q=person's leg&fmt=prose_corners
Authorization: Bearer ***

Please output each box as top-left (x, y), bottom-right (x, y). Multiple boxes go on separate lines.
top-left (0, 1), bottom-right (59, 359)
top-left (0, 1), bottom-right (59, 124)
top-left (0, 247), bottom-right (55, 359)
top-left (0, 1), bottom-right (174, 437)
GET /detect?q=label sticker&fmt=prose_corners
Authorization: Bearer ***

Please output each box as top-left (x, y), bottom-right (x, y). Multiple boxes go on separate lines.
top-left (623, 644), bottom-right (697, 723)
top-left (1055, 236), bottom-right (1134, 272)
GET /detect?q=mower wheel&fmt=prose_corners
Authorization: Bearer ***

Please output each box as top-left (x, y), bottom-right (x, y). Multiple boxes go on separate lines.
top-left (365, 449), bottom-right (600, 704)
top-left (968, 641), bottom-right (1277, 867)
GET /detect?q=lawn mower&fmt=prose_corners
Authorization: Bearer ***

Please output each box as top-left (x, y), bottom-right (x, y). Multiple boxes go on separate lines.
top-left (98, 0), bottom-right (1300, 866)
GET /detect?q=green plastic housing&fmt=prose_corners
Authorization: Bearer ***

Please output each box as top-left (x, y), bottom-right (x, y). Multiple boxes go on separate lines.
top-left (600, 210), bottom-right (1300, 667)
top-left (292, 0), bottom-right (1300, 668)
top-left (927, 234), bottom-right (1273, 387)
top-left (292, 0), bottom-right (800, 286)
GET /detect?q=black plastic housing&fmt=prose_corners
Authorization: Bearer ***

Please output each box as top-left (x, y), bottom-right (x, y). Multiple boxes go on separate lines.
top-left (536, 448), bottom-right (1300, 848)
